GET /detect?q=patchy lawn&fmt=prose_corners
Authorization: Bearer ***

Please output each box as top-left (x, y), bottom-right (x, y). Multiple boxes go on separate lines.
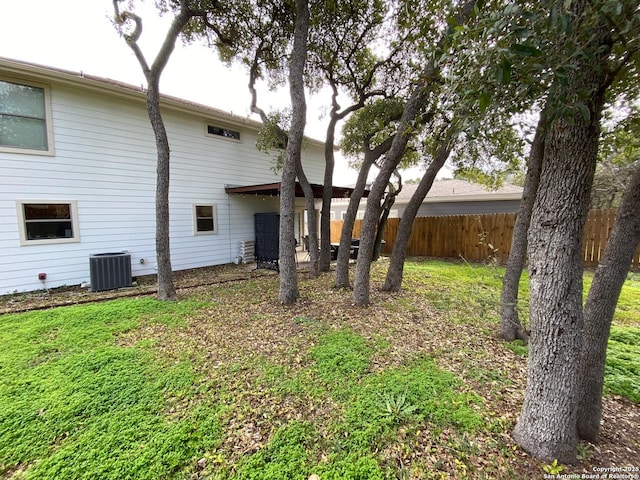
top-left (0, 259), bottom-right (638, 479)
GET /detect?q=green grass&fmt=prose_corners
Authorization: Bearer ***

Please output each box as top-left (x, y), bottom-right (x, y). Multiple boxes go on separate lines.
top-left (610, 273), bottom-right (640, 326)
top-left (402, 260), bottom-right (512, 327)
top-left (1, 302), bottom-right (483, 479)
top-left (503, 328), bottom-right (640, 401)
top-left (1, 260), bottom-right (638, 479)
top-left (0, 298), bottom-right (223, 480)
top-left (404, 260), bottom-right (640, 401)
top-left (605, 327), bottom-right (640, 402)
top-left (208, 329), bottom-right (483, 479)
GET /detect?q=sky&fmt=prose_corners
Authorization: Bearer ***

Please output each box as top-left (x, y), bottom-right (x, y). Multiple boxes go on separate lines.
top-left (0, 0), bottom-right (430, 184)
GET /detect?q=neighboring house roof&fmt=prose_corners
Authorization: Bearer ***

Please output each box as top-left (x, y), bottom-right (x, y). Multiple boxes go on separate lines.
top-left (397, 179), bottom-right (523, 203)
top-left (332, 179), bottom-right (523, 205)
top-left (0, 56), bottom-right (326, 149)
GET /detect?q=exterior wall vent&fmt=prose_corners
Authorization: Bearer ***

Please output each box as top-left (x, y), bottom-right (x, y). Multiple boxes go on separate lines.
top-left (89, 252), bottom-right (132, 292)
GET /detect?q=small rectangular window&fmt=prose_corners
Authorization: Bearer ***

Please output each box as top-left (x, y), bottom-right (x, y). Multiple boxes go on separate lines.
top-left (17, 201), bottom-right (80, 245)
top-left (193, 204), bottom-right (217, 235)
top-left (206, 124), bottom-right (240, 141)
top-left (1, 79), bottom-right (54, 154)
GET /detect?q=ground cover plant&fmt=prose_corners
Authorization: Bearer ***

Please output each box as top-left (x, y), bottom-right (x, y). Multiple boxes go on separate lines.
top-left (0, 259), bottom-right (638, 479)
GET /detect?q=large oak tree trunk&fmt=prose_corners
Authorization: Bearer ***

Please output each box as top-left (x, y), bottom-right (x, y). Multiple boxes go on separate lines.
top-left (513, 112), bottom-right (601, 462)
top-left (278, 0), bottom-right (309, 304)
top-left (512, 22), bottom-right (609, 458)
top-left (577, 162), bottom-right (640, 441)
top-left (498, 110), bottom-right (547, 342)
top-left (513, 128), bottom-right (596, 462)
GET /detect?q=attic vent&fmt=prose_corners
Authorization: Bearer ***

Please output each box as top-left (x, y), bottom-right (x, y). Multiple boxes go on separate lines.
top-left (207, 124), bottom-right (240, 140)
top-left (89, 252), bottom-right (132, 292)
top-left (239, 240), bottom-right (255, 264)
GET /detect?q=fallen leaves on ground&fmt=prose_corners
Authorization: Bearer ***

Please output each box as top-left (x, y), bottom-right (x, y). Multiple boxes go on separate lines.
top-left (1, 260), bottom-right (638, 479)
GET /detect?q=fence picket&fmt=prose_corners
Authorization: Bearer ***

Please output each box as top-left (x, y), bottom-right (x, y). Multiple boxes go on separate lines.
top-left (330, 209), bottom-right (636, 270)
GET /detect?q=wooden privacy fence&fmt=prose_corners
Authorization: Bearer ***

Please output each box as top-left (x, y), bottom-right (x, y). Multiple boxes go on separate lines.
top-left (330, 209), bottom-right (640, 269)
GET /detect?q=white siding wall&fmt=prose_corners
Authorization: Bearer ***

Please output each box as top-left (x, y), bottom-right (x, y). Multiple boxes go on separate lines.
top-left (0, 76), bottom-right (325, 294)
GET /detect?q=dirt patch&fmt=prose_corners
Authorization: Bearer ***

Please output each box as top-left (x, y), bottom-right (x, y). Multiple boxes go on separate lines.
top-left (0, 263), bottom-right (277, 314)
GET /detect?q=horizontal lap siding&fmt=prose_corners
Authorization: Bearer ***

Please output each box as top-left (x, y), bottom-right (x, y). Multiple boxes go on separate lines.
top-left (0, 76), bottom-right (326, 294)
top-left (0, 86), bottom-right (158, 293)
top-left (167, 110), bottom-right (280, 271)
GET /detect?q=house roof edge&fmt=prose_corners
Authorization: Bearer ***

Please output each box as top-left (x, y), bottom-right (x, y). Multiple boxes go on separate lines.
top-left (0, 56), bottom-right (326, 148)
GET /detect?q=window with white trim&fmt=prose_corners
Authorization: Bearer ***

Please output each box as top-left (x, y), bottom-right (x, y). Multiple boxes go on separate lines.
top-left (0, 78), bottom-right (54, 154)
top-left (17, 201), bottom-right (80, 245)
top-left (193, 204), bottom-right (218, 234)
top-left (206, 123), bottom-right (240, 141)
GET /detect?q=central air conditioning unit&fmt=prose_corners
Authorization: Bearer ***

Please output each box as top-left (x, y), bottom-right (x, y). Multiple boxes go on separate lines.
top-left (89, 252), bottom-right (132, 292)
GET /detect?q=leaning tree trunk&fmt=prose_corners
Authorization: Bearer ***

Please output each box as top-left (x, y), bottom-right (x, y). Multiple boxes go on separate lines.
top-left (278, 0), bottom-right (309, 304)
top-left (498, 109), bottom-right (547, 342)
top-left (512, 21), bottom-right (609, 459)
top-left (577, 162), bottom-right (640, 441)
top-left (334, 169), bottom-right (368, 288)
top-left (373, 175), bottom-right (401, 261)
top-left (353, 92), bottom-right (428, 306)
top-left (334, 137), bottom-right (392, 288)
top-left (352, 0), bottom-right (477, 306)
top-left (321, 86), bottom-right (367, 273)
top-left (383, 129), bottom-right (454, 291)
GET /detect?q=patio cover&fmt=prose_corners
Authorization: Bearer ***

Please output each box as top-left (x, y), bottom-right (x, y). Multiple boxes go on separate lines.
top-left (225, 182), bottom-right (368, 199)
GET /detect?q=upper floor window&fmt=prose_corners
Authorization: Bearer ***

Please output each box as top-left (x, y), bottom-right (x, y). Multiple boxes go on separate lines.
top-left (17, 201), bottom-right (80, 245)
top-left (0, 78), bottom-right (54, 154)
top-left (193, 204), bottom-right (218, 235)
top-left (206, 124), bottom-right (240, 141)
